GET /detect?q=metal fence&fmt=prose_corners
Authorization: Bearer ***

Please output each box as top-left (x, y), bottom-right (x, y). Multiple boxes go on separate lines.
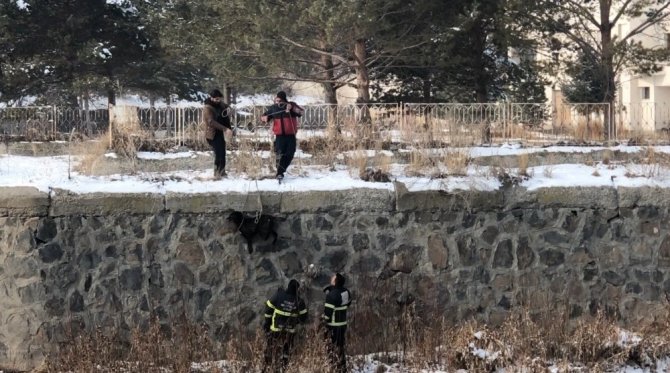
top-left (1, 102), bottom-right (668, 145)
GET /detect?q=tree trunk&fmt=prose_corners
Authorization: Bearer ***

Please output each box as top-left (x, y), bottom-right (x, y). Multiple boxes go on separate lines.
top-left (422, 77), bottom-right (432, 102)
top-left (353, 38), bottom-right (370, 122)
top-left (320, 39), bottom-right (339, 136)
top-left (149, 96), bottom-right (156, 127)
top-left (600, 0), bottom-right (616, 141)
top-left (223, 83), bottom-right (231, 105)
top-left (472, 20), bottom-right (488, 104)
top-left (107, 89), bottom-right (116, 106)
top-left (353, 38), bottom-right (370, 104)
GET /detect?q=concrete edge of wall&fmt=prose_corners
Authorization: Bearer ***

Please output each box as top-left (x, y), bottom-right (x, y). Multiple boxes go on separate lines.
top-left (0, 187), bottom-right (50, 217)
top-left (3, 185), bottom-right (670, 217)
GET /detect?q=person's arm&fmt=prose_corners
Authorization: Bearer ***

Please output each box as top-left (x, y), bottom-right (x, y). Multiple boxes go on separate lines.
top-left (220, 106), bottom-right (233, 130)
top-left (323, 290), bottom-right (337, 323)
top-left (298, 299), bottom-right (308, 323)
top-left (263, 291), bottom-right (281, 330)
top-left (287, 101), bottom-right (303, 117)
top-left (261, 104), bottom-right (279, 123)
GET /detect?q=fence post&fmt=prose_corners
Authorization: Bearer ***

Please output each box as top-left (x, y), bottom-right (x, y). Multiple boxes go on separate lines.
top-left (51, 105), bottom-right (57, 139)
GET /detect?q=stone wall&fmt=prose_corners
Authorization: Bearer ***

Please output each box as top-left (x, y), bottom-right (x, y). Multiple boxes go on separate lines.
top-left (2, 184), bottom-right (670, 370)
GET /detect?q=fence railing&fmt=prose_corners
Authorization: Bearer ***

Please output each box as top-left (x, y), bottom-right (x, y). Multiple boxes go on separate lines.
top-left (1, 102), bottom-right (668, 145)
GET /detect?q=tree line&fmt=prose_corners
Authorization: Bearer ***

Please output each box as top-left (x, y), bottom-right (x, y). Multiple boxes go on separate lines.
top-left (1, 0), bottom-right (668, 112)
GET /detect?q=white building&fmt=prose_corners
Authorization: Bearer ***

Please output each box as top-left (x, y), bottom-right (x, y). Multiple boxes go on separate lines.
top-left (616, 17), bottom-right (670, 132)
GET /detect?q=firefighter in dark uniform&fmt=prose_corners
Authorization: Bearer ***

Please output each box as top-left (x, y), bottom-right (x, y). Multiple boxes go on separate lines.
top-left (262, 279), bottom-right (308, 373)
top-left (322, 273), bottom-right (351, 373)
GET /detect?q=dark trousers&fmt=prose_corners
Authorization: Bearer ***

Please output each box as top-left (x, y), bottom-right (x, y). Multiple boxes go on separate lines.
top-left (207, 131), bottom-right (226, 174)
top-left (326, 326), bottom-right (347, 373)
top-left (274, 135), bottom-right (296, 176)
top-left (263, 331), bottom-right (295, 373)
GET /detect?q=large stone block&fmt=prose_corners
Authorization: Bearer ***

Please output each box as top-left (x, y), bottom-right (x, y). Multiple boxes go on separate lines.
top-left (394, 181), bottom-right (503, 212)
top-left (280, 189), bottom-right (394, 213)
top-left (165, 191), bottom-right (282, 214)
top-left (536, 187), bottom-right (618, 209)
top-left (0, 187), bottom-right (49, 217)
top-left (618, 187), bottom-right (670, 208)
top-left (50, 189), bottom-right (163, 216)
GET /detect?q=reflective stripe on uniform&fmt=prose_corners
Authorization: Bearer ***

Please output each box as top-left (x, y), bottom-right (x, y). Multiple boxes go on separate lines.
top-left (324, 303), bottom-right (348, 311)
top-left (271, 325), bottom-right (297, 333)
top-left (327, 321), bottom-right (347, 327)
top-left (268, 300), bottom-right (303, 332)
top-left (267, 300), bottom-right (294, 317)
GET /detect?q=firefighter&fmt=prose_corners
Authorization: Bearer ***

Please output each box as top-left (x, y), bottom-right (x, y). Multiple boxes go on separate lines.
top-left (262, 279), bottom-right (308, 373)
top-left (322, 273), bottom-right (351, 373)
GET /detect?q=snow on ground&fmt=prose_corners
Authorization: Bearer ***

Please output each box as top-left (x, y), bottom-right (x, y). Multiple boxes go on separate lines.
top-left (2, 145), bottom-right (670, 194)
top-left (399, 144), bottom-right (670, 158)
top-left (188, 355), bottom-right (670, 373)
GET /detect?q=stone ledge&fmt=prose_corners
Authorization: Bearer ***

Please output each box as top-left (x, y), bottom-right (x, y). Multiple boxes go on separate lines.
top-left (394, 182), bottom-right (503, 211)
top-left (617, 187), bottom-right (670, 208)
top-left (166, 192), bottom-right (282, 213)
top-left (0, 187), bottom-right (49, 217)
top-left (49, 189), bottom-right (164, 216)
top-left (535, 187), bottom-right (618, 209)
top-left (280, 188), bottom-right (395, 213)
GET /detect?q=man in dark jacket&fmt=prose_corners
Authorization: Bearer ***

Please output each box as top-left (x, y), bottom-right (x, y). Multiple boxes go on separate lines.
top-left (260, 91), bottom-right (303, 182)
top-left (262, 279), bottom-right (308, 373)
top-left (202, 89), bottom-right (233, 179)
top-left (322, 273), bottom-right (351, 373)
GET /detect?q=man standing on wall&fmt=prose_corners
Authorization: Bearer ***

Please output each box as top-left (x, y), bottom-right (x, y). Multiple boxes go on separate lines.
top-left (202, 89), bottom-right (233, 179)
top-left (260, 91), bottom-right (303, 182)
top-left (262, 279), bottom-right (308, 373)
top-left (322, 272), bottom-right (351, 373)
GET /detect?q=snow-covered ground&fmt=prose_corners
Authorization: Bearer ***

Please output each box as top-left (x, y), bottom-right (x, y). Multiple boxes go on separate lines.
top-left (1, 145), bottom-right (670, 194)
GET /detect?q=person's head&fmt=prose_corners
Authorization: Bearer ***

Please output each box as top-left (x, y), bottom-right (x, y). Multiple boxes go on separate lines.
top-left (209, 89), bottom-right (223, 103)
top-left (274, 91), bottom-right (288, 104)
top-left (286, 279), bottom-right (300, 295)
top-left (330, 272), bottom-right (345, 287)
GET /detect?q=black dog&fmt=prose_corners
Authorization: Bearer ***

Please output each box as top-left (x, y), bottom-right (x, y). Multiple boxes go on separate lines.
top-left (227, 211), bottom-right (278, 253)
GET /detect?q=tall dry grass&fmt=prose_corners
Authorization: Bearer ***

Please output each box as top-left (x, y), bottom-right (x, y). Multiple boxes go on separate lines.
top-left (573, 116), bottom-right (604, 142)
top-left (44, 298), bottom-right (670, 373)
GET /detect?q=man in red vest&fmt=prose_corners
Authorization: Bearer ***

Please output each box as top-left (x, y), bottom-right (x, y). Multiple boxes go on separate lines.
top-left (261, 91), bottom-right (304, 182)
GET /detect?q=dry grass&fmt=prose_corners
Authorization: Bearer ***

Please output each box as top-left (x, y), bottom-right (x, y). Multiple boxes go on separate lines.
top-left (573, 116), bottom-right (604, 142)
top-left (443, 148), bottom-right (470, 176)
top-left (72, 137), bottom-right (110, 174)
top-left (231, 136), bottom-right (270, 179)
top-left (517, 152), bottom-right (529, 177)
top-left (43, 301), bottom-right (670, 373)
top-left (345, 149), bottom-right (368, 178)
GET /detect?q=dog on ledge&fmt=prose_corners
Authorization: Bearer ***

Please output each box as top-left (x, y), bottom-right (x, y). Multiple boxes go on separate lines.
top-left (227, 211), bottom-right (278, 253)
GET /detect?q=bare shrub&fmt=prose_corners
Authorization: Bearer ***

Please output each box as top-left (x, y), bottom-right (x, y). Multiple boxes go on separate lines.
top-left (602, 149), bottom-right (613, 165)
top-left (573, 116), bottom-right (604, 142)
top-left (517, 152), bottom-right (529, 176)
top-left (73, 137), bottom-right (110, 175)
top-left (443, 148), bottom-right (470, 176)
top-left (232, 136), bottom-right (268, 179)
top-left (569, 311), bottom-right (625, 367)
top-left (345, 149), bottom-right (368, 178)
top-left (406, 150), bottom-right (435, 176)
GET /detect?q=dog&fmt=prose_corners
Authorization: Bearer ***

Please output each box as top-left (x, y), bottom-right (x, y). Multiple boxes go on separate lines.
top-left (227, 211), bottom-right (278, 254)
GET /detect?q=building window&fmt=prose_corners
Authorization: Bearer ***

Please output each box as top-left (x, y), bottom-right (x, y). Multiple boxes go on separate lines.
top-left (641, 87), bottom-right (651, 100)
